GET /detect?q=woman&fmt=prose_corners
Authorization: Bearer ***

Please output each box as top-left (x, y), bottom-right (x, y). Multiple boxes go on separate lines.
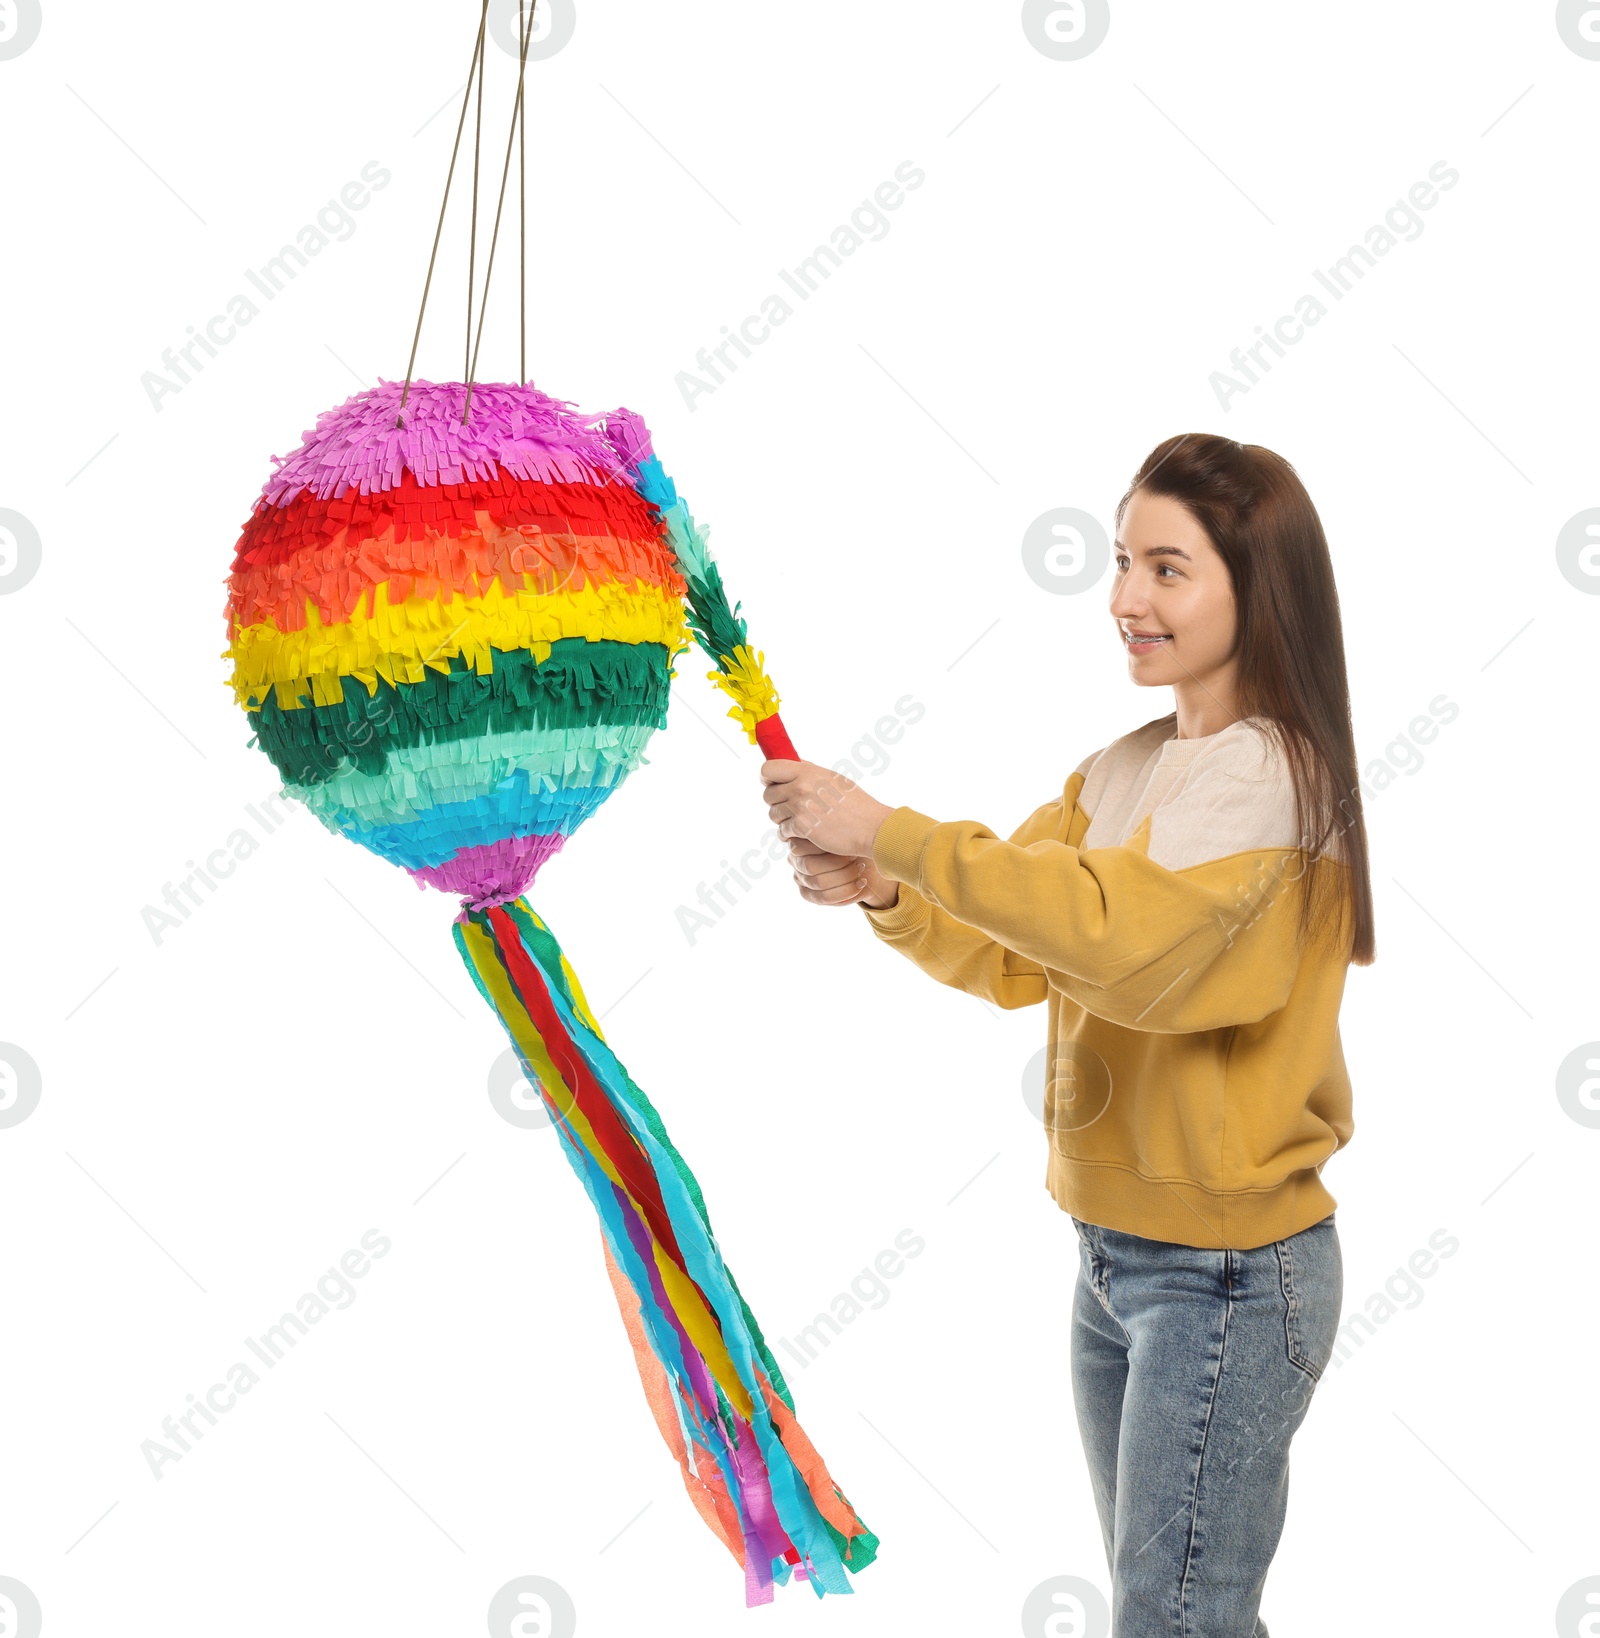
top-left (760, 432), bottom-right (1373, 1636)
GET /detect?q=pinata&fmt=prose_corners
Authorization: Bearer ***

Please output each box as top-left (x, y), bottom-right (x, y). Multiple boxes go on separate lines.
top-left (218, 0), bottom-right (876, 1609)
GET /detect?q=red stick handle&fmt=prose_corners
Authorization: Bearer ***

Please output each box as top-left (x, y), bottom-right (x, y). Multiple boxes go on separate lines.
top-left (754, 713), bottom-right (799, 762)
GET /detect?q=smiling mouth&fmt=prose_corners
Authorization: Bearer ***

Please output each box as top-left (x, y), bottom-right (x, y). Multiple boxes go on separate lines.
top-left (1123, 631), bottom-right (1171, 647)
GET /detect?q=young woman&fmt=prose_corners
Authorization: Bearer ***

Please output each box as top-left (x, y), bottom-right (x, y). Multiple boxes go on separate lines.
top-left (760, 432), bottom-right (1373, 1636)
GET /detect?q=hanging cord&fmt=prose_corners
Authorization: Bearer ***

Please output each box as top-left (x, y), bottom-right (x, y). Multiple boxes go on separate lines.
top-left (395, 0), bottom-right (491, 430)
top-left (464, 15), bottom-right (488, 383)
top-left (519, 6), bottom-right (528, 385)
top-left (463, 0), bottom-right (537, 423)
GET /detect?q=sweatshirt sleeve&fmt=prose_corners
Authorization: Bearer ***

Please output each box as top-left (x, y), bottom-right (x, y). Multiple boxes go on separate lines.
top-left (857, 790), bottom-right (1068, 1011)
top-left (864, 733), bottom-right (1318, 1034)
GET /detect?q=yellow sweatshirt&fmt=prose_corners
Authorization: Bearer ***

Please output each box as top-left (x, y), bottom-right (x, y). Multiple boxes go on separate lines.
top-left (860, 712), bottom-right (1354, 1250)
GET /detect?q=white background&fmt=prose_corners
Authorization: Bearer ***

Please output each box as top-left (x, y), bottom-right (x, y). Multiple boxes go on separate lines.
top-left (2, 2), bottom-right (1596, 1633)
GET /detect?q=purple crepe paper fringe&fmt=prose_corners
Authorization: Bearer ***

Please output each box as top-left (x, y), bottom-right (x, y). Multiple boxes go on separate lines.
top-left (258, 381), bottom-right (660, 508)
top-left (411, 833), bottom-right (568, 913)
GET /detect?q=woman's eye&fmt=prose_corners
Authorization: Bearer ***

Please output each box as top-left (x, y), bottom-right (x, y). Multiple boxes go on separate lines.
top-left (1113, 557), bottom-right (1179, 579)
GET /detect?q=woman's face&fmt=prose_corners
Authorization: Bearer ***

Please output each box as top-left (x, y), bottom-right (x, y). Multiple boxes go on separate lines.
top-left (1109, 488), bottom-right (1238, 693)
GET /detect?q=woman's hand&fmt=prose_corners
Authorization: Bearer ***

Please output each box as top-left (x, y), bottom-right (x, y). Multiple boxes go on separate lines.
top-left (787, 838), bottom-right (901, 910)
top-left (760, 758), bottom-right (897, 859)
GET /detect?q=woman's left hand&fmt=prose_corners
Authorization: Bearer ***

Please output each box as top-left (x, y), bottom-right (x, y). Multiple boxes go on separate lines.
top-left (760, 759), bottom-right (897, 859)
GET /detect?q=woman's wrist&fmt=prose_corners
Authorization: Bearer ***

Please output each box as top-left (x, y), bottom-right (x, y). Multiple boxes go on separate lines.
top-left (859, 862), bottom-right (900, 910)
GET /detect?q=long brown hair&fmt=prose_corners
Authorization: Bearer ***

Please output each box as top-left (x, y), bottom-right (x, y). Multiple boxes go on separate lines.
top-left (1116, 433), bottom-right (1375, 966)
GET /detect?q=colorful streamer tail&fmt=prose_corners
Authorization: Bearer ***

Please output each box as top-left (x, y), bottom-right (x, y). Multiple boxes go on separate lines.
top-left (453, 897), bottom-right (878, 1605)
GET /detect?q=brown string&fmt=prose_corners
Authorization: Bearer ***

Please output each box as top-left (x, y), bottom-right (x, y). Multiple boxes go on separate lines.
top-left (395, 0), bottom-right (491, 429)
top-left (519, 8), bottom-right (528, 385)
top-left (463, 0), bottom-right (537, 423)
top-left (465, 16), bottom-right (488, 383)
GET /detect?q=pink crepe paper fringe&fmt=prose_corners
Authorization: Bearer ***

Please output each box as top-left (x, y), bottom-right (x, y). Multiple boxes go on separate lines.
top-left (259, 381), bottom-right (657, 508)
top-left (411, 833), bottom-right (567, 913)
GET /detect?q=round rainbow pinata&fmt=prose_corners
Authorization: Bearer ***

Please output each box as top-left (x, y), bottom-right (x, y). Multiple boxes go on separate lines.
top-left (225, 379), bottom-right (696, 906)
top-left (219, 377), bottom-right (875, 1607)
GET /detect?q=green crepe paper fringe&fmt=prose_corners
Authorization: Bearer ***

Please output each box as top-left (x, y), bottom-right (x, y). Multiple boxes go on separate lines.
top-left (249, 638), bottom-right (676, 787)
top-left (651, 479), bottom-right (750, 681)
top-left (681, 557), bottom-right (749, 684)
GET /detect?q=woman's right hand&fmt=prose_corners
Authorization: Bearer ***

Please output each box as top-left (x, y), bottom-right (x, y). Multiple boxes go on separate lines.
top-left (787, 837), bottom-right (900, 910)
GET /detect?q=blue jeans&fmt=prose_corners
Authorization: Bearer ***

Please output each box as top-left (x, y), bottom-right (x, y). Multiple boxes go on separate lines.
top-left (1069, 1213), bottom-right (1342, 1636)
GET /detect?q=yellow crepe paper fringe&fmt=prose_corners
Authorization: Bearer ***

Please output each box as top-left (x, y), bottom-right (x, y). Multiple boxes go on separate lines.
top-left (709, 643), bottom-right (782, 746)
top-left (226, 577), bottom-right (694, 712)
